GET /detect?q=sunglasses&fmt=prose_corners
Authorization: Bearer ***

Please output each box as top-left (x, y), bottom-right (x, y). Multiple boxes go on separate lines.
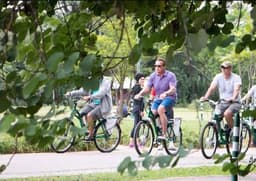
top-left (154, 64), bottom-right (163, 68)
top-left (221, 66), bottom-right (229, 69)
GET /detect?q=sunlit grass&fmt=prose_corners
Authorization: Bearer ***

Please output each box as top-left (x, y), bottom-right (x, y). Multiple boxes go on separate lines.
top-left (6, 166), bottom-right (230, 181)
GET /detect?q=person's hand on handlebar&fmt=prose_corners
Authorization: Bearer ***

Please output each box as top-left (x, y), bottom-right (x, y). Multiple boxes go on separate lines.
top-left (134, 94), bottom-right (142, 100)
top-left (83, 95), bottom-right (91, 101)
top-left (65, 92), bottom-right (71, 97)
top-left (200, 96), bottom-right (208, 102)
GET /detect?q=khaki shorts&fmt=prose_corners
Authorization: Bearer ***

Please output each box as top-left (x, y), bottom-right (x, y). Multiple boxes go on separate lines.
top-left (80, 103), bottom-right (103, 120)
top-left (215, 102), bottom-right (241, 116)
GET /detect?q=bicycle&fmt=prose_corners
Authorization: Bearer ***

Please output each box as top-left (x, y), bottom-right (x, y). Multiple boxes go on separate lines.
top-left (50, 96), bottom-right (122, 153)
top-left (200, 99), bottom-right (251, 159)
top-left (228, 102), bottom-right (252, 153)
top-left (133, 100), bottom-right (182, 156)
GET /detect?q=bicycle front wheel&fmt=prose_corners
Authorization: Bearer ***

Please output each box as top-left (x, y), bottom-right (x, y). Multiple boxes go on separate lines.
top-left (134, 120), bottom-right (154, 156)
top-left (164, 126), bottom-right (182, 156)
top-left (94, 121), bottom-right (121, 153)
top-left (50, 119), bottom-right (75, 153)
top-left (200, 123), bottom-right (218, 159)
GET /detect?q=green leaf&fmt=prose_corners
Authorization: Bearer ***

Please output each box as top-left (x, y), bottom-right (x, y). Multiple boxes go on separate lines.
top-left (222, 22), bottom-right (234, 34)
top-left (64, 52), bottom-right (80, 74)
top-left (188, 29), bottom-right (209, 53)
top-left (117, 156), bottom-right (131, 175)
top-left (0, 91), bottom-right (11, 113)
top-left (79, 54), bottom-right (96, 74)
top-left (166, 46), bottom-right (174, 62)
top-left (38, 135), bottom-right (53, 148)
top-left (248, 40), bottom-right (256, 50)
top-left (24, 124), bottom-right (38, 137)
top-left (0, 165), bottom-right (6, 173)
top-left (128, 44), bottom-right (141, 65)
top-left (8, 116), bottom-right (30, 136)
top-left (128, 161), bottom-right (137, 176)
top-left (142, 155), bottom-right (153, 170)
top-left (222, 162), bottom-right (232, 172)
top-left (0, 114), bottom-right (15, 132)
top-left (238, 164), bottom-right (252, 176)
top-left (47, 52), bottom-right (64, 73)
top-left (23, 76), bottom-right (41, 99)
top-left (70, 126), bottom-right (87, 136)
top-left (6, 71), bottom-right (17, 83)
top-left (242, 34), bottom-right (252, 43)
top-left (14, 16), bottom-right (31, 42)
top-left (44, 80), bottom-right (55, 100)
top-left (214, 153), bottom-right (229, 164)
top-left (235, 42), bottom-right (246, 54)
top-left (156, 155), bottom-right (172, 168)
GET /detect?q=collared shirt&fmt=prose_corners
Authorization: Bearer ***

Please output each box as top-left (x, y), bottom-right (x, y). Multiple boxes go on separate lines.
top-left (147, 70), bottom-right (177, 100)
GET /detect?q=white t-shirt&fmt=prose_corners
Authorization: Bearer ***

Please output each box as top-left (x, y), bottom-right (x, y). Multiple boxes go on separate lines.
top-left (212, 73), bottom-right (242, 101)
top-left (247, 85), bottom-right (256, 105)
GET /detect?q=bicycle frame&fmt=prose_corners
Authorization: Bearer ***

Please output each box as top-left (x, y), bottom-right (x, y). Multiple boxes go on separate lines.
top-left (145, 101), bottom-right (178, 143)
top-left (69, 101), bottom-right (86, 128)
top-left (206, 100), bottom-right (230, 144)
top-left (146, 102), bottom-right (169, 139)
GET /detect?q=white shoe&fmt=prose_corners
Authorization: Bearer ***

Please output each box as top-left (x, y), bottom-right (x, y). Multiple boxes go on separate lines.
top-left (157, 135), bottom-right (167, 141)
top-left (168, 141), bottom-right (176, 150)
top-left (157, 144), bottom-right (163, 151)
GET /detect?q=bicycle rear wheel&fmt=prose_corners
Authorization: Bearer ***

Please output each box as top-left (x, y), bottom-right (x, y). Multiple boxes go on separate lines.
top-left (227, 123), bottom-right (251, 155)
top-left (134, 120), bottom-right (154, 156)
top-left (164, 126), bottom-right (182, 156)
top-left (94, 120), bottom-right (121, 153)
top-left (50, 119), bottom-right (75, 153)
top-left (200, 123), bottom-right (218, 159)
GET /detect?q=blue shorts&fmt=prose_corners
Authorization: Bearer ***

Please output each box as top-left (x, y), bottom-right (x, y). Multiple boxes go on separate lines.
top-left (151, 97), bottom-right (175, 112)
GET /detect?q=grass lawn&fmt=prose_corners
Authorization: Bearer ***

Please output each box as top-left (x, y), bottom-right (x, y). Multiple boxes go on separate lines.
top-left (5, 166), bottom-right (230, 181)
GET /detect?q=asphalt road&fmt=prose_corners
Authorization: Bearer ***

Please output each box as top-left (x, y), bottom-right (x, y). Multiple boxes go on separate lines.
top-left (0, 145), bottom-right (255, 180)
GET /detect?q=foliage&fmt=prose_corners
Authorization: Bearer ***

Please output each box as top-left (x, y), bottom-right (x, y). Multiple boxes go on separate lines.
top-left (117, 147), bottom-right (189, 176)
top-left (1, 0), bottom-right (256, 177)
top-left (214, 153), bottom-right (256, 177)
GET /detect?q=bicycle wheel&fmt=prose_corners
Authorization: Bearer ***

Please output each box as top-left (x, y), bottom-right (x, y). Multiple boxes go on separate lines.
top-left (94, 121), bottom-right (121, 153)
top-left (164, 126), bottom-right (182, 156)
top-left (200, 123), bottom-right (218, 159)
top-left (50, 119), bottom-right (75, 153)
top-left (134, 120), bottom-right (154, 156)
top-left (227, 123), bottom-right (251, 155)
top-left (240, 123), bottom-right (251, 153)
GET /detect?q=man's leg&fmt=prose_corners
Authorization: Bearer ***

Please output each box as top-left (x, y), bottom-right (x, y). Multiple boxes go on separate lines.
top-left (224, 102), bottom-right (241, 129)
top-left (158, 105), bottom-right (168, 136)
top-left (223, 109), bottom-right (233, 128)
top-left (86, 106), bottom-right (102, 139)
top-left (86, 112), bottom-right (95, 137)
top-left (151, 99), bottom-right (161, 127)
top-left (158, 97), bottom-right (174, 137)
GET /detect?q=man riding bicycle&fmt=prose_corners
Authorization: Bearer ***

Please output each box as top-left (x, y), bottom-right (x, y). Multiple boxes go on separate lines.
top-left (66, 75), bottom-right (112, 141)
top-left (200, 60), bottom-right (242, 130)
top-left (135, 57), bottom-right (177, 140)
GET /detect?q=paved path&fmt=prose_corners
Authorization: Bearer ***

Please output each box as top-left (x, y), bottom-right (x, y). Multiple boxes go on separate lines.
top-left (0, 146), bottom-right (255, 180)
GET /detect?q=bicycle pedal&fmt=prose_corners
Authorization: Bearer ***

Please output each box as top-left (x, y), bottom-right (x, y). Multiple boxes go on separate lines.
top-left (153, 142), bottom-right (159, 147)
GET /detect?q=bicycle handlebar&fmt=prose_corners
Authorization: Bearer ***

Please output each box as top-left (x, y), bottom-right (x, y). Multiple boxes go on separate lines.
top-left (65, 94), bottom-right (85, 103)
